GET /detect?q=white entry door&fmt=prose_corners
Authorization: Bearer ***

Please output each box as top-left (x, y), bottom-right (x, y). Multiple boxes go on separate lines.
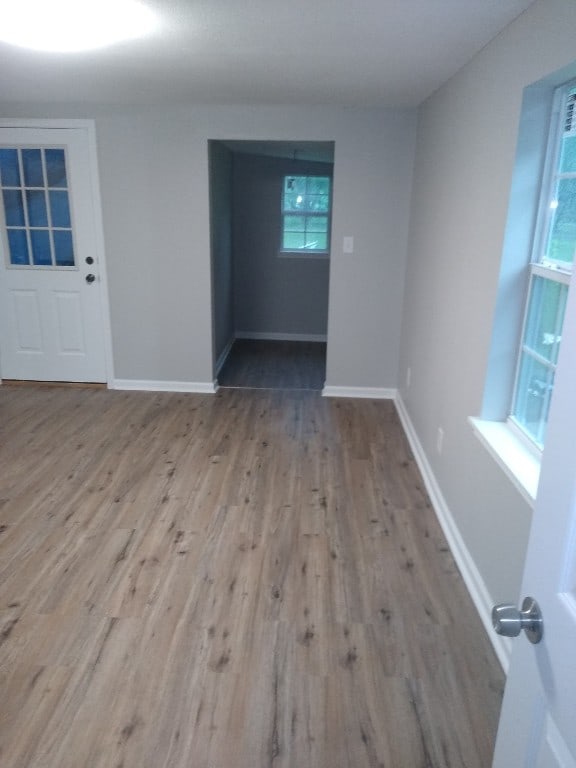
top-left (0, 125), bottom-right (108, 382)
top-left (492, 268), bottom-right (576, 762)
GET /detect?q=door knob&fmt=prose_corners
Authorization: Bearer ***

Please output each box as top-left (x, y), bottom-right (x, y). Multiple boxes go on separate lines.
top-left (85, 274), bottom-right (96, 284)
top-left (492, 596), bottom-right (543, 644)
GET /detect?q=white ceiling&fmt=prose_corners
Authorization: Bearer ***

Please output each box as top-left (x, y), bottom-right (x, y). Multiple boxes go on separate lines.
top-left (0, 0), bottom-right (535, 108)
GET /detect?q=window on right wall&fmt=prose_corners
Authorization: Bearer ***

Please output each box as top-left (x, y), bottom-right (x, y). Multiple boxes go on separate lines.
top-left (510, 83), bottom-right (576, 450)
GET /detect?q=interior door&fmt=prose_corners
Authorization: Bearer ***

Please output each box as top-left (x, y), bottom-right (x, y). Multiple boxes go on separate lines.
top-left (0, 126), bottom-right (107, 383)
top-left (492, 269), bottom-right (576, 765)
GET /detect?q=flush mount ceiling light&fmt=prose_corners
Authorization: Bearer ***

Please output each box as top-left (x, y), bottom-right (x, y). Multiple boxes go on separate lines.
top-left (0, 0), bottom-right (157, 52)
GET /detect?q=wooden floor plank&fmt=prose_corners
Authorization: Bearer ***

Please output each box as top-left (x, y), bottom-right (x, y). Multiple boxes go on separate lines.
top-left (0, 386), bottom-right (503, 767)
top-left (218, 339), bottom-right (327, 391)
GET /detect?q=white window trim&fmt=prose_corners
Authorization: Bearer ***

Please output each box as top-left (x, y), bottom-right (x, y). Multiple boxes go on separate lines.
top-left (532, 262), bottom-right (571, 283)
top-left (513, 85), bottom-right (575, 452)
top-left (469, 417), bottom-right (540, 505)
top-left (508, 264), bottom-right (569, 450)
top-left (470, 81), bottom-right (576, 502)
top-left (280, 174), bottom-right (332, 255)
top-left (277, 249), bottom-right (330, 259)
top-left (507, 86), bottom-right (572, 452)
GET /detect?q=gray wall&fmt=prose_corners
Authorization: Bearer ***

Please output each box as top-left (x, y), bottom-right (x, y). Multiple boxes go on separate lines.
top-left (398, 0), bottom-right (576, 603)
top-left (2, 0), bottom-right (575, 660)
top-left (0, 104), bottom-right (416, 387)
top-left (209, 141), bottom-right (234, 369)
top-left (232, 152), bottom-right (331, 338)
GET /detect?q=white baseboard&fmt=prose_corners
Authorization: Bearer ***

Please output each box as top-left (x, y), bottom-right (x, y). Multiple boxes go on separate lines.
top-left (394, 394), bottom-right (512, 673)
top-left (235, 331), bottom-right (327, 342)
top-left (322, 385), bottom-right (397, 399)
top-left (111, 379), bottom-right (218, 394)
top-left (215, 338), bottom-right (235, 376)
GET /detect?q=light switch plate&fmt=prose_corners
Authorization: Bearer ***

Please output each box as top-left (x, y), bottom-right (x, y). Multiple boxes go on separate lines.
top-left (343, 236), bottom-right (354, 254)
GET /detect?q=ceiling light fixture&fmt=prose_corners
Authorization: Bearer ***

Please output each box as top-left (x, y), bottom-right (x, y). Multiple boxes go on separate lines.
top-left (0, 0), bottom-right (157, 53)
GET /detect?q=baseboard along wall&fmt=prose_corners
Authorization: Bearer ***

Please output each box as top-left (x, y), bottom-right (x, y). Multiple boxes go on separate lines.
top-left (322, 385), bottom-right (396, 400)
top-left (111, 379), bottom-right (218, 394)
top-left (394, 394), bottom-right (512, 672)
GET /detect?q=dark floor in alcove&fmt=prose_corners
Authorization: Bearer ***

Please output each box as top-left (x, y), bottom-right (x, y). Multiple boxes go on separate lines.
top-left (218, 339), bottom-right (326, 390)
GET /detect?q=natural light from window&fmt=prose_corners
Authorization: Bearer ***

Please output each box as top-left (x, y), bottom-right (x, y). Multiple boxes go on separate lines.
top-left (281, 175), bottom-right (331, 253)
top-left (510, 84), bottom-right (575, 449)
top-left (470, 79), bottom-right (576, 503)
top-left (0, 0), bottom-right (157, 52)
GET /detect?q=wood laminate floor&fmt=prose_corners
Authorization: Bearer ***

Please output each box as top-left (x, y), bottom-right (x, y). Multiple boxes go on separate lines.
top-left (218, 339), bottom-right (326, 390)
top-left (0, 386), bottom-right (504, 768)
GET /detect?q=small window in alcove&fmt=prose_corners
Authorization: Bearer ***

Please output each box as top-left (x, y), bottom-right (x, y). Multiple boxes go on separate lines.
top-left (280, 175), bottom-right (331, 253)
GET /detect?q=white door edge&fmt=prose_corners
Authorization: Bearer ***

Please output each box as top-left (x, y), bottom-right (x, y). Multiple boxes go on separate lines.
top-left (0, 118), bottom-right (114, 385)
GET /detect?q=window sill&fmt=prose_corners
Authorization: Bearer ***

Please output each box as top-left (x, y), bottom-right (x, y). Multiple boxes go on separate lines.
top-left (469, 417), bottom-right (540, 506)
top-left (278, 250), bottom-right (330, 260)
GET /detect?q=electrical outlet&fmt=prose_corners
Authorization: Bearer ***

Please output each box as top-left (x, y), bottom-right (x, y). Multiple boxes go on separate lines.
top-left (406, 367), bottom-right (411, 388)
top-left (436, 427), bottom-right (444, 454)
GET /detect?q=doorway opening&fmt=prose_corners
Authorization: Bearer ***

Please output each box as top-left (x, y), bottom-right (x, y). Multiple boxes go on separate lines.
top-left (209, 139), bottom-right (334, 391)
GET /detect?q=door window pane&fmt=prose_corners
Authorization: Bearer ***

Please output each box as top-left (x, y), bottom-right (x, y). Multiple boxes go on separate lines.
top-left (7, 229), bottom-right (29, 265)
top-left (0, 149), bottom-right (21, 186)
top-left (49, 191), bottom-right (71, 228)
top-left (30, 230), bottom-right (52, 266)
top-left (53, 230), bottom-right (74, 266)
top-left (3, 188), bottom-right (25, 226)
top-left (0, 147), bottom-right (75, 269)
top-left (26, 189), bottom-right (48, 227)
top-left (45, 149), bottom-right (67, 188)
top-left (22, 149), bottom-right (44, 187)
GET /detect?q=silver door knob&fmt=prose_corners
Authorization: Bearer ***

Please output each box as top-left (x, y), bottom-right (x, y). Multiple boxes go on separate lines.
top-left (492, 596), bottom-right (543, 644)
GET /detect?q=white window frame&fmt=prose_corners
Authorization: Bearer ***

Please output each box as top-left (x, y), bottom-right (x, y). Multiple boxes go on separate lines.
top-left (279, 174), bottom-right (332, 257)
top-left (507, 83), bottom-right (575, 453)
